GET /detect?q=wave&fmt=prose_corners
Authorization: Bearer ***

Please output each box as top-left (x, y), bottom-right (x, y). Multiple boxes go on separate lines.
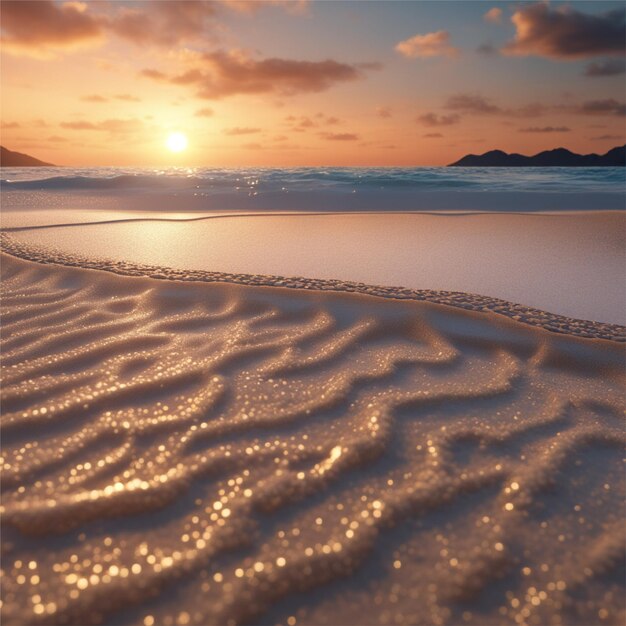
top-left (3, 166), bottom-right (625, 194)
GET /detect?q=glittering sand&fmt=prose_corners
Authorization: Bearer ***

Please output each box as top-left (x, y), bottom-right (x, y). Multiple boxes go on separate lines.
top-left (1, 250), bottom-right (625, 626)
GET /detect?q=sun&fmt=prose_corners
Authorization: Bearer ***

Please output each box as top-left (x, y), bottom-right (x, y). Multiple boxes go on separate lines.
top-left (166, 132), bottom-right (188, 153)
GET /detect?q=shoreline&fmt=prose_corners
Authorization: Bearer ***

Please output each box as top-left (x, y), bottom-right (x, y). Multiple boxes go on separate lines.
top-left (2, 232), bottom-right (624, 343)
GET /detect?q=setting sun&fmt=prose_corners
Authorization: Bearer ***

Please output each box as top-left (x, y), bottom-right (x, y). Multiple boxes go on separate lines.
top-left (166, 132), bottom-right (188, 153)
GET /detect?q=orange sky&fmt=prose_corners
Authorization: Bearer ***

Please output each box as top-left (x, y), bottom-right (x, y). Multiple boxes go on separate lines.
top-left (1, 0), bottom-right (625, 166)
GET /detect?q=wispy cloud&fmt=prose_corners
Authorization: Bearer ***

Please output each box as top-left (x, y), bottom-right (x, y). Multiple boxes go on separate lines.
top-left (590, 134), bottom-right (623, 140)
top-left (223, 127), bottom-right (261, 136)
top-left (445, 94), bottom-right (501, 114)
top-left (60, 118), bottom-right (144, 133)
top-left (395, 31), bottom-right (459, 59)
top-left (444, 93), bottom-right (546, 118)
top-left (483, 8), bottom-right (502, 24)
top-left (81, 94), bottom-right (108, 103)
top-left (140, 50), bottom-right (372, 99)
top-left (578, 99), bottom-right (626, 116)
top-left (115, 93), bottom-right (141, 102)
top-left (584, 59), bottom-right (626, 77)
top-left (320, 132), bottom-right (359, 141)
top-left (418, 113), bottom-right (461, 126)
top-left (518, 126), bottom-right (571, 133)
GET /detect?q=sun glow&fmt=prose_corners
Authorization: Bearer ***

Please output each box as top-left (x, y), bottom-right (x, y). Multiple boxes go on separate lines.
top-left (166, 132), bottom-right (188, 153)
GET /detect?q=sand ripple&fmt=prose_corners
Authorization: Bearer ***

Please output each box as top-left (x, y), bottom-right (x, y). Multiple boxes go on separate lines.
top-left (1, 254), bottom-right (624, 626)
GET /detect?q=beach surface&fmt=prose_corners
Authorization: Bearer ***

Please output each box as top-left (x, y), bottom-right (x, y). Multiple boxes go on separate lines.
top-left (4, 211), bottom-right (626, 325)
top-left (1, 249), bottom-right (624, 626)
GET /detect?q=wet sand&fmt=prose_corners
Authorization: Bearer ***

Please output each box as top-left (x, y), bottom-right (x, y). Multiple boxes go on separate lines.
top-left (4, 211), bottom-right (625, 325)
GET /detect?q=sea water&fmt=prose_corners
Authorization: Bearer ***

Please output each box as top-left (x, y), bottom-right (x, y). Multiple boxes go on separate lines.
top-left (2, 166), bottom-right (624, 213)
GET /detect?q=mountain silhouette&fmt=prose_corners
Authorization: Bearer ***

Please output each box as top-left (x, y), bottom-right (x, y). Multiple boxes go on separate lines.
top-left (1, 146), bottom-right (54, 167)
top-left (449, 145), bottom-right (625, 166)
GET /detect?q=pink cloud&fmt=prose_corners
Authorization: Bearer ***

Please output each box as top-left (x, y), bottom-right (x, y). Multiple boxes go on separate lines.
top-left (395, 31), bottom-right (459, 59)
top-left (1, 0), bottom-right (103, 56)
top-left (141, 50), bottom-right (370, 99)
top-left (484, 7), bottom-right (502, 24)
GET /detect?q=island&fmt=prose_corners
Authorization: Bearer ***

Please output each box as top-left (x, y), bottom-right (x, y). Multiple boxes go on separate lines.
top-left (449, 145), bottom-right (625, 167)
top-left (1, 146), bottom-right (54, 167)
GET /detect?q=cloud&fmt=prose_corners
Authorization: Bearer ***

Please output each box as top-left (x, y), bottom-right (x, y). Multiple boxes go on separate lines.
top-left (376, 106), bottom-right (392, 118)
top-left (141, 50), bottom-right (369, 99)
top-left (223, 127), bottom-right (261, 135)
top-left (140, 69), bottom-right (167, 81)
top-left (1, 0), bottom-right (104, 57)
top-left (115, 94), bottom-right (141, 102)
top-left (590, 134), bottom-right (623, 140)
top-left (584, 59), bottom-right (626, 77)
top-left (60, 120), bottom-right (97, 130)
top-left (395, 31), bottom-right (459, 59)
top-left (46, 135), bottom-right (68, 142)
top-left (579, 99), bottom-right (626, 116)
top-left (285, 115), bottom-right (318, 131)
top-left (1, 121), bottom-right (21, 129)
top-left (1, 1), bottom-right (310, 56)
top-left (108, 1), bottom-right (310, 48)
top-left (518, 126), bottom-right (571, 133)
top-left (514, 103), bottom-right (547, 118)
top-left (60, 118), bottom-right (144, 133)
top-left (484, 7), bottom-right (502, 23)
top-left (503, 3), bottom-right (626, 59)
top-left (194, 108), bottom-right (214, 117)
top-left (423, 133), bottom-right (443, 138)
top-left (107, 1), bottom-right (217, 47)
top-left (445, 94), bottom-right (501, 114)
top-left (224, 1), bottom-right (309, 16)
top-left (418, 113), bottom-right (461, 126)
top-left (444, 93), bottom-right (546, 118)
top-left (476, 43), bottom-right (497, 56)
top-left (81, 94), bottom-right (108, 103)
top-left (320, 132), bottom-right (359, 141)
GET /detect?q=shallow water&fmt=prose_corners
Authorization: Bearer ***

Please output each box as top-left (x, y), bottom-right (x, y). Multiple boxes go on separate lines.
top-left (1, 254), bottom-right (624, 626)
top-left (6, 212), bottom-right (626, 324)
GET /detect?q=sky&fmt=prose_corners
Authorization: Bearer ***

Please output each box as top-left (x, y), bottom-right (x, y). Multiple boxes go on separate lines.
top-left (1, 0), bottom-right (625, 166)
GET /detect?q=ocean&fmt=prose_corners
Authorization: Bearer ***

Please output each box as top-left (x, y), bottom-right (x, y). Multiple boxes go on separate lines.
top-left (2, 166), bottom-right (625, 213)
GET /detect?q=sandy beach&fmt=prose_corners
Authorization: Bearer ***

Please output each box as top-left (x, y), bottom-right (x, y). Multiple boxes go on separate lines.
top-left (2, 0), bottom-right (626, 623)
top-left (1, 240), bottom-right (625, 626)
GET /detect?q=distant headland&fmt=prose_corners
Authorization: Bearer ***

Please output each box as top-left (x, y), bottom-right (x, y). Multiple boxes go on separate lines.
top-left (1, 146), bottom-right (54, 167)
top-left (449, 145), bottom-right (625, 167)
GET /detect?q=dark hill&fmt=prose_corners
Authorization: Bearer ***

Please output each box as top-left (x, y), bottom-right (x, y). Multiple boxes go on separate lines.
top-left (1, 146), bottom-right (54, 167)
top-left (449, 145), bottom-right (625, 166)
